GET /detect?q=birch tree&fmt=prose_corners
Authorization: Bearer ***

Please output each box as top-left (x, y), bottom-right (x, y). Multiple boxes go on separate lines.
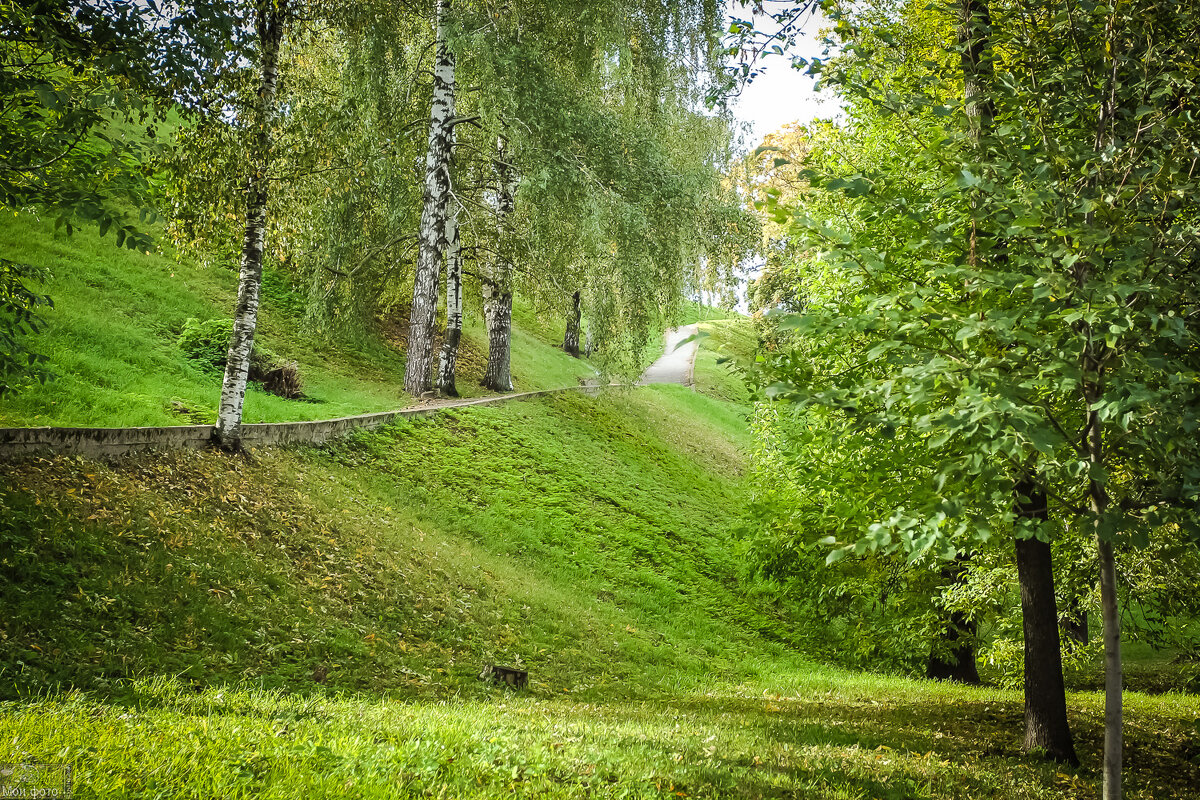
top-left (404, 0), bottom-right (457, 395)
top-left (563, 290), bottom-right (582, 357)
top-left (435, 199), bottom-right (464, 395)
top-left (213, 0), bottom-right (289, 450)
top-left (447, 0), bottom-right (750, 383)
top-left (481, 134), bottom-right (516, 392)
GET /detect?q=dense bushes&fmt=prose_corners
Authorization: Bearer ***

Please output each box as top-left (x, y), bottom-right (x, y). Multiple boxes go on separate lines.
top-left (177, 318), bottom-right (302, 398)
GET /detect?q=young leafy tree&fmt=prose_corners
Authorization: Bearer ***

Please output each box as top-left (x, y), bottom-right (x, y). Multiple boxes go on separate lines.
top-left (212, 0), bottom-right (291, 450)
top-left (752, 1), bottom-right (1200, 795)
top-left (957, 0), bottom-right (1075, 761)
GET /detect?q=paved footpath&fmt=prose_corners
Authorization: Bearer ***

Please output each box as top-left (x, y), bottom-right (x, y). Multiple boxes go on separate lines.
top-left (0, 327), bottom-right (702, 459)
top-left (638, 324), bottom-right (699, 387)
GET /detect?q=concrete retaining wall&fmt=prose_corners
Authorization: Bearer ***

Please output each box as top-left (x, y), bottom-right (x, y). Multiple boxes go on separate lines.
top-left (0, 385), bottom-right (610, 460)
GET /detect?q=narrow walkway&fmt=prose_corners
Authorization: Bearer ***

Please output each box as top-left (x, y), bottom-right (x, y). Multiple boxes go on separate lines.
top-left (1, 328), bottom-right (702, 459)
top-left (638, 324), bottom-right (699, 387)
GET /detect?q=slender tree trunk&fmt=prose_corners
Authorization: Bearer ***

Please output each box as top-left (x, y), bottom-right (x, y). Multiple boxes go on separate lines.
top-left (564, 290), bottom-right (582, 356)
top-left (926, 555), bottom-right (981, 684)
top-left (1085, 376), bottom-right (1120, 799)
top-left (1098, 535), bottom-right (1121, 800)
top-left (482, 135), bottom-right (515, 392)
top-left (1013, 478), bottom-right (1079, 764)
top-left (435, 202), bottom-right (462, 396)
top-left (1088, 14), bottom-right (1120, 794)
top-left (584, 321), bottom-right (594, 357)
top-left (213, 0), bottom-right (287, 451)
top-left (404, 0), bottom-right (456, 395)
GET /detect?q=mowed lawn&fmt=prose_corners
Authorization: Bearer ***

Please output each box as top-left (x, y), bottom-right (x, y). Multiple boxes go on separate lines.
top-left (3, 669), bottom-right (1198, 799)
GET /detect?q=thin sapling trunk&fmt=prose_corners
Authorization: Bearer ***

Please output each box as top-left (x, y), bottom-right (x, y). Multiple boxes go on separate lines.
top-left (436, 202), bottom-right (463, 396)
top-left (213, 0), bottom-right (287, 451)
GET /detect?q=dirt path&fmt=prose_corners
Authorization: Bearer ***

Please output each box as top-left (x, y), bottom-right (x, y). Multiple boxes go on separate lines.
top-left (638, 324), bottom-right (699, 387)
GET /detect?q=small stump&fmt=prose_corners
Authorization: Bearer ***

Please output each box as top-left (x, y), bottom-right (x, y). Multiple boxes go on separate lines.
top-left (479, 663), bottom-right (528, 689)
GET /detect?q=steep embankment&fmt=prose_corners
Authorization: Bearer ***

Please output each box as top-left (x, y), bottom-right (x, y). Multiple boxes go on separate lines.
top-left (0, 384), bottom-right (782, 699)
top-left (4, 387), bottom-right (1199, 800)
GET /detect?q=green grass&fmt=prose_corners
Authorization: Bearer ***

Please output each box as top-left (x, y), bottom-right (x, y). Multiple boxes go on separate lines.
top-left (677, 301), bottom-right (742, 325)
top-left (0, 211), bottom-right (595, 427)
top-left (692, 318), bottom-right (758, 405)
top-left (0, 388), bottom-right (758, 699)
top-left (2, 215), bottom-right (1199, 799)
top-left (2, 665), bottom-right (1198, 799)
top-left (2, 387), bottom-right (1198, 799)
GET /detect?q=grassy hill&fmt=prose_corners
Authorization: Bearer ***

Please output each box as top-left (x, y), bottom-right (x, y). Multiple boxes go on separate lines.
top-left (3, 384), bottom-right (1198, 799)
top-left (0, 211), bottom-right (596, 428)
top-left (1, 218), bottom-right (1198, 799)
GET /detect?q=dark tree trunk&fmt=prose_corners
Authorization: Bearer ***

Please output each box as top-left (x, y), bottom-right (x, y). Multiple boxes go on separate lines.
top-left (436, 203), bottom-right (462, 397)
top-left (926, 555), bottom-right (981, 684)
top-left (564, 290), bottom-right (582, 357)
top-left (1061, 606), bottom-right (1090, 650)
top-left (482, 278), bottom-right (512, 391)
top-left (1014, 478), bottom-right (1079, 765)
top-left (213, 0), bottom-right (287, 451)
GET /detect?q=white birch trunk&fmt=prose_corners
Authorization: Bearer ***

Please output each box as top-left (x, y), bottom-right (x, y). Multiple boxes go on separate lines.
top-left (213, 0), bottom-right (287, 451)
top-left (404, 0), bottom-right (456, 395)
top-left (482, 135), bottom-right (515, 392)
top-left (436, 202), bottom-right (463, 396)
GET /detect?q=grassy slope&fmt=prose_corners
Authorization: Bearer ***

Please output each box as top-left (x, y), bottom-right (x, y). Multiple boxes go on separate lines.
top-left (0, 211), bottom-right (595, 427)
top-left (2, 388), bottom-right (1199, 798)
top-left (0, 388), bottom-right (758, 697)
top-left (693, 317), bottom-right (757, 405)
top-left (1, 229), bottom-right (1197, 798)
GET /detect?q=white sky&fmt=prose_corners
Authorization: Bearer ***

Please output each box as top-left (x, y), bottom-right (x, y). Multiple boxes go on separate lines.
top-left (723, 2), bottom-right (843, 149)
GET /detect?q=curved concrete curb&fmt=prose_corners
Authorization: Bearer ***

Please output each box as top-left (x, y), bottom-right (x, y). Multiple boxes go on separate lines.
top-left (0, 384), bottom-right (616, 460)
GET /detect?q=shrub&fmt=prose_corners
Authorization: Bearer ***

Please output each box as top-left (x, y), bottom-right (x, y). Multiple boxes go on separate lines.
top-left (177, 318), bottom-right (278, 378)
